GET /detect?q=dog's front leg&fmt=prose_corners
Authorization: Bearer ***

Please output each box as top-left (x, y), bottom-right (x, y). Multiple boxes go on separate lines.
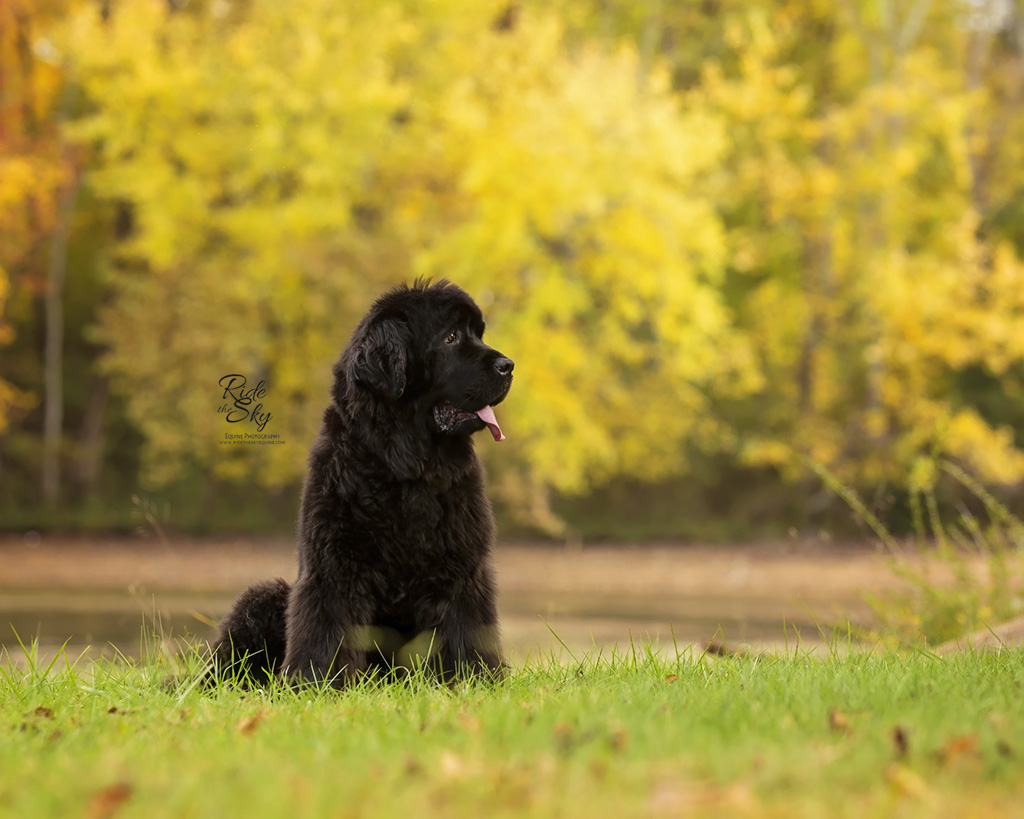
top-left (424, 580), bottom-right (506, 682)
top-left (283, 576), bottom-right (370, 688)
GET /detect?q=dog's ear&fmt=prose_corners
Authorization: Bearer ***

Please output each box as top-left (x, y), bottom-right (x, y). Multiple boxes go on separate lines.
top-left (347, 317), bottom-right (409, 399)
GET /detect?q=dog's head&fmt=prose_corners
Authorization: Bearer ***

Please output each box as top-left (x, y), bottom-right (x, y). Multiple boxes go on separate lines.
top-left (341, 280), bottom-right (513, 441)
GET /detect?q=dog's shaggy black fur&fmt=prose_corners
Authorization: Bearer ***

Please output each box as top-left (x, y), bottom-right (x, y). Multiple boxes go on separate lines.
top-left (210, 281), bottom-right (513, 686)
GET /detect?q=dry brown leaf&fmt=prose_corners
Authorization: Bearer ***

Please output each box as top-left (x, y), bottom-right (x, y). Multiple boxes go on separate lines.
top-left (88, 782), bottom-right (133, 819)
top-left (608, 725), bottom-right (630, 753)
top-left (237, 711), bottom-right (265, 736)
top-left (828, 707), bottom-right (850, 733)
top-left (893, 725), bottom-right (910, 758)
top-left (589, 759), bottom-right (609, 780)
top-left (936, 734), bottom-right (980, 765)
top-left (458, 713), bottom-right (482, 734)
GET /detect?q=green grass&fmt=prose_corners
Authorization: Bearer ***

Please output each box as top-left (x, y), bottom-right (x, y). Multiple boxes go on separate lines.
top-left (2, 643), bottom-right (1024, 818)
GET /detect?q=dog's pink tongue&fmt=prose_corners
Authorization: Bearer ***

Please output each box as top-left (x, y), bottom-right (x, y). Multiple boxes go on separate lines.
top-left (476, 406), bottom-right (505, 442)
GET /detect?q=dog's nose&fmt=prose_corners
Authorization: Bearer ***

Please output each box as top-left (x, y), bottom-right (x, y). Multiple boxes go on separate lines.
top-left (494, 357), bottom-right (515, 376)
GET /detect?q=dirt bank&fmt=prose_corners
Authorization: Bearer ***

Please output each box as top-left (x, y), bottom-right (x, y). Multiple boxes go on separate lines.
top-left (1, 535), bottom-right (894, 602)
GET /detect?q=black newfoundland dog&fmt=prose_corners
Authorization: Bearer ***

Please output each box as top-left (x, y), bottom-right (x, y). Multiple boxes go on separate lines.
top-left (210, 280), bottom-right (513, 686)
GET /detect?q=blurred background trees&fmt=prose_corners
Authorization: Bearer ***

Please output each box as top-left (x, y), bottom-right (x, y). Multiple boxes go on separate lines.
top-left (2, 0), bottom-right (1023, 539)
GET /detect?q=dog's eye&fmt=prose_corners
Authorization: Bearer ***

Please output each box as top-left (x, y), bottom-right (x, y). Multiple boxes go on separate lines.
top-left (445, 331), bottom-right (458, 345)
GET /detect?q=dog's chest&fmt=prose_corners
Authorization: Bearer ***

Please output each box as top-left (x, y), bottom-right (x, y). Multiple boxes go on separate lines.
top-left (366, 483), bottom-right (492, 614)
top-left (381, 480), bottom-right (488, 555)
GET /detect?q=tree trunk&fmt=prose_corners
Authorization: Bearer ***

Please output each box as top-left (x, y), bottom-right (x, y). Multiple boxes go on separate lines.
top-left (41, 167), bottom-right (77, 506)
top-left (77, 375), bottom-right (110, 496)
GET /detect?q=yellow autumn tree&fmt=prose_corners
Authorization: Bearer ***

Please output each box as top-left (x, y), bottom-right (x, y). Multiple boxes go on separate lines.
top-left (61, 0), bottom-right (755, 518)
top-left (688, 2), bottom-right (1024, 492)
top-left (62, 0), bottom-right (418, 487)
top-left (0, 0), bottom-right (69, 434)
top-left (408, 14), bottom-right (760, 520)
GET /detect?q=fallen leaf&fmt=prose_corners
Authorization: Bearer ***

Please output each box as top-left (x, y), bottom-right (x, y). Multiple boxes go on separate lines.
top-left (552, 721), bottom-right (578, 754)
top-left (893, 725), bottom-right (910, 758)
top-left (936, 734), bottom-right (980, 765)
top-left (608, 724), bottom-right (630, 753)
top-left (987, 712), bottom-right (1007, 728)
top-left (458, 713), bottom-right (482, 734)
top-left (237, 711), bottom-right (265, 736)
top-left (885, 763), bottom-right (929, 800)
top-left (439, 750), bottom-right (465, 778)
top-left (20, 706), bottom-right (57, 734)
top-left (89, 782), bottom-right (133, 819)
top-left (828, 708), bottom-right (850, 733)
top-left (945, 734), bottom-right (978, 754)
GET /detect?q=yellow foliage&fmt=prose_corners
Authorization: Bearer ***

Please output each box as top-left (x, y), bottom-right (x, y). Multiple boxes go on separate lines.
top-left (0, 271), bottom-right (35, 434)
top-left (692, 3), bottom-right (1024, 493)
top-left (40, 0), bottom-right (1024, 520)
top-left (61, 0), bottom-right (753, 502)
top-left (0, 0), bottom-right (73, 436)
top-left (416, 13), bottom-right (749, 493)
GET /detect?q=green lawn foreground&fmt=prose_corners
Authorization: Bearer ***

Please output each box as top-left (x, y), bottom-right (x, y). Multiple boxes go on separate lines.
top-left (2, 645), bottom-right (1023, 818)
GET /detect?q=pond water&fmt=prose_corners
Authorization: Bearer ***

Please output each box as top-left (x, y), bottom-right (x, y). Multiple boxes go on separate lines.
top-left (0, 585), bottom-right (859, 666)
